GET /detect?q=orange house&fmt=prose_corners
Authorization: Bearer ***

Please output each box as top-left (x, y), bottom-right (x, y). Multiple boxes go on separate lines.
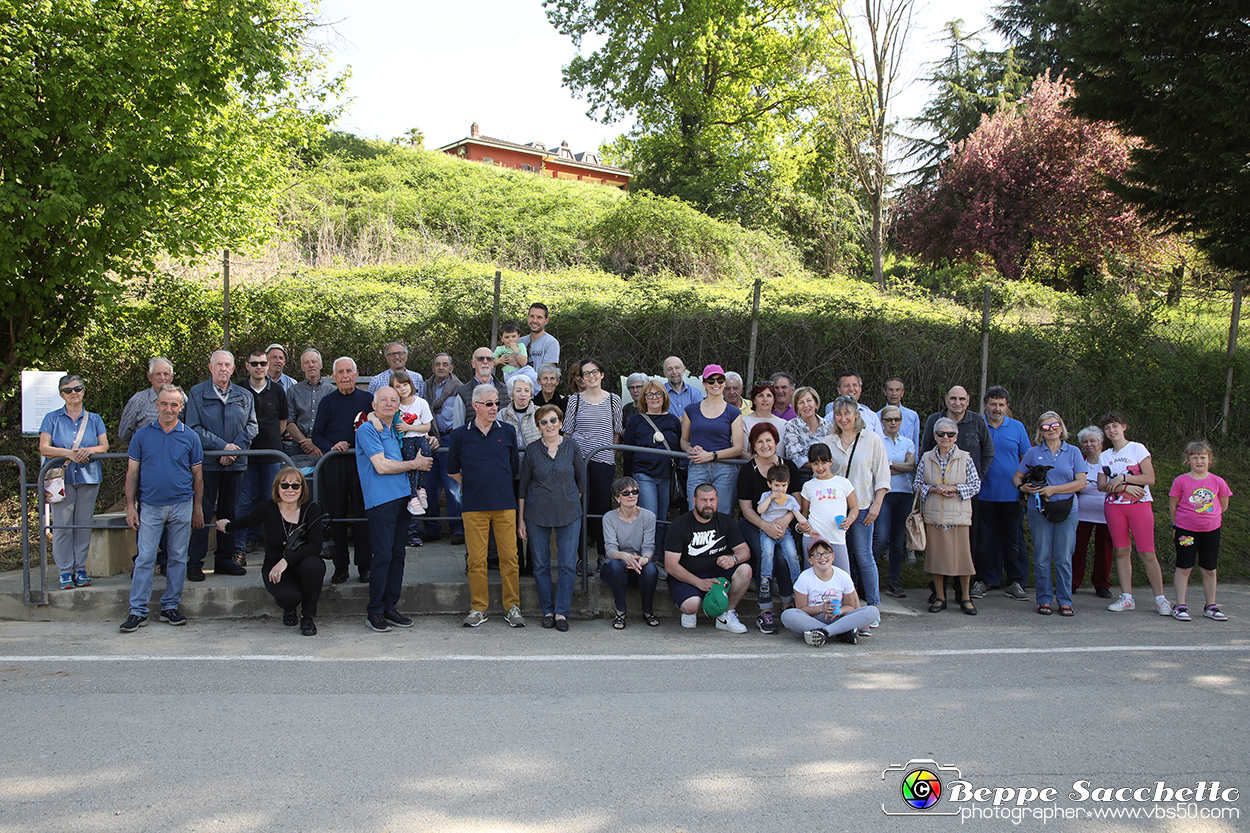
top-left (436, 123), bottom-right (630, 189)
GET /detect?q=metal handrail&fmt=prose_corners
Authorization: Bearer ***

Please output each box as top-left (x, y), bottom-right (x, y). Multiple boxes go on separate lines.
top-left (0, 457), bottom-right (32, 604)
top-left (310, 446), bottom-right (451, 526)
top-left (33, 448), bottom-right (296, 605)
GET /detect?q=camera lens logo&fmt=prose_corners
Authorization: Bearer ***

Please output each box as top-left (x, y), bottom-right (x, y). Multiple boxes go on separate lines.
top-left (901, 768), bottom-right (942, 810)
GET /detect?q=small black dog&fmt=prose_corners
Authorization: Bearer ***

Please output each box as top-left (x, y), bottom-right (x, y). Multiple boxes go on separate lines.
top-left (1023, 464), bottom-right (1053, 490)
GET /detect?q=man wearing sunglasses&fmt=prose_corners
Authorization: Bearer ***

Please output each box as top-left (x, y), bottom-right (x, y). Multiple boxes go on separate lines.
top-left (233, 349), bottom-right (290, 562)
top-left (453, 347), bottom-right (510, 427)
top-left (367, 341), bottom-right (425, 400)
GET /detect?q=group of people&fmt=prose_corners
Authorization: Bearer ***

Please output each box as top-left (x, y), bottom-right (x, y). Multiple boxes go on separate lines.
top-left (37, 301), bottom-right (1231, 642)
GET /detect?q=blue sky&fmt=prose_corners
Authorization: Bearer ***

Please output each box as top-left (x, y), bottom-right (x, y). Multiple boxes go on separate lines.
top-left (315, 0), bottom-right (1001, 154)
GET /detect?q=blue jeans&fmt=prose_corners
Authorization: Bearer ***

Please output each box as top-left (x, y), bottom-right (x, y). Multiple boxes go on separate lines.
top-left (422, 447), bottom-right (464, 537)
top-left (686, 462), bottom-right (736, 515)
top-left (873, 491), bottom-right (911, 583)
top-left (740, 518), bottom-right (795, 609)
top-left (1027, 505), bottom-right (1077, 607)
top-left (234, 459), bottom-right (281, 552)
top-left (365, 496), bottom-right (408, 616)
top-left (130, 499), bottom-right (192, 616)
top-left (846, 506), bottom-right (880, 606)
top-left (599, 558), bottom-right (659, 613)
top-left (528, 519), bottom-right (581, 616)
top-left (759, 528), bottom-right (799, 605)
top-left (634, 471), bottom-right (671, 539)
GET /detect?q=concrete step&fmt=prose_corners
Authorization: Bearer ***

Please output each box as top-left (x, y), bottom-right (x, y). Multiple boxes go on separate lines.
top-left (0, 538), bottom-right (917, 624)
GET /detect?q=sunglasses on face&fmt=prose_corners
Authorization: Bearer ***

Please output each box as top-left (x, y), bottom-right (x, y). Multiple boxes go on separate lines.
top-left (617, 489), bottom-right (639, 497)
top-left (248, 361), bottom-right (268, 367)
top-left (1041, 423), bottom-right (1061, 431)
top-left (537, 417), bottom-right (559, 426)
top-left (705, 376), bottom-right (725, 384)
top-left (61, 386), bottom-right (85, 394)
top-left (474, 356), bottom-right (493, 362)
top-left (936, 431), bottom-right (957, 438)
top-left (479, 401), bottom-right (499, 408)
top-left (278, 482), bottom-right (302, 490)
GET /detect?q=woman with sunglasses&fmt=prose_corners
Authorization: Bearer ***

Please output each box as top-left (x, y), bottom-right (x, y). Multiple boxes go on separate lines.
top-left (39, 374), bottom-right (109, 589)
top-left (600, 477), bottom-right (660, 629)
top-left (622, 379), bottom-right (681, 539)
top-left (563, 358), bottom-right (622, 557)
top-left (915, 417), bottom-right (981, 614)
top-left (680, 364), bottom-right (743, 515)
top-left (519, 404), bottom-right (586, 630)
top-left (216, 467), bottom-right (325, 635)
top-left (1013, 411), bottom-right (1086, 616)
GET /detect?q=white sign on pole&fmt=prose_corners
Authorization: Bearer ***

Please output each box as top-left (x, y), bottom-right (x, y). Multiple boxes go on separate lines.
top-left (21, 370), bottom-right (65, 436)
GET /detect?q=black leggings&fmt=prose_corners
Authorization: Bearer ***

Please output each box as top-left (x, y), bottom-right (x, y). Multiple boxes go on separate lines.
top-left (586, 459), bottom-right (615, 556)
top-left (263, 557), bottom-right (327, 617)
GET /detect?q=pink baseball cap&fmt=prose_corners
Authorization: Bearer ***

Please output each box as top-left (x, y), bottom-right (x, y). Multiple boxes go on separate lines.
top-left (702, 364), bottom-right (726, 379)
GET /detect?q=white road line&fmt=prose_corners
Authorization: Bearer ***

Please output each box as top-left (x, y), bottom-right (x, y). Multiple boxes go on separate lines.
top-left (0, 645), bottom-right (1247, 663)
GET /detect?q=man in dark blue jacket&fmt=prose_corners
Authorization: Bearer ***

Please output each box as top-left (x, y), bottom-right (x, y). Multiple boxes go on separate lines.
top-left (312, 357), bottom-right (374, 584)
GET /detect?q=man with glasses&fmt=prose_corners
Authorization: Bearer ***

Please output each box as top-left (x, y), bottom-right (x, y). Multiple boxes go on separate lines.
top-left (117, 356), bottom-right (176, 575)
top-left (453, 347), bottom-right (510, 426)
top-left (368, 341), bottom-right (425, 400)
top-left (622, 372), bottom-right (648, 421)
top-left (447, 384), bottom-right (526, 629)
top-left (185, 350), bottom-right (257, 580)
top-left (975, 386), bottom-right (1032, 600)
top-left (233, 348), bottom-right (289, 561)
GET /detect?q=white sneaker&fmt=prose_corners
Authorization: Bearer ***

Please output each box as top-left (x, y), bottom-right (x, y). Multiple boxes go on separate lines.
top-left (869, 616), bottom-right (881, 628)
top-left (417, 487), bottom-right (428, 509)
top-left (407, 496), bottom-right (424, 516)
top-left (804, 629), bottom-right (827, 647)
top-left (1156, 597), bottom-right (1172, 617)
top-left (680, 613), bottom-right (697, 629)
top-left (1107, 593), bottom-right (1135, 612)
top-left (715, 610), bottom-right (747, 634)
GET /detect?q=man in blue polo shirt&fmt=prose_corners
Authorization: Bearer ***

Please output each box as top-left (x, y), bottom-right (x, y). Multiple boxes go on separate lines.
top-left (447, 384), bottom-right (525, 629)
top-left (976, 385), bottom-right (1032, 600)
top-left (311, 357), bottom-right (375, 584)
top-left (122, 386), bottom-right (204, 632)
top-left (356, 386), bottom-right (432, 633)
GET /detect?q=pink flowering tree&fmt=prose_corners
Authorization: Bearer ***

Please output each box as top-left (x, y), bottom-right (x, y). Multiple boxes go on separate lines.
top-left (894, 73), bottom-right (1154, 287)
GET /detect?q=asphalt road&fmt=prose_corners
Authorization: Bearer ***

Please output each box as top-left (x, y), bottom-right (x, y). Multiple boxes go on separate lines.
top-left (1, 586), bottom-right (1247, 832)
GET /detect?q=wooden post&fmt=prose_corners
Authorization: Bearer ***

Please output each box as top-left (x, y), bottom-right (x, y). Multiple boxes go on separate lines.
top-left (979, 284), bottom-right (991, 406)
top-left (490, 270), bottom-right (501, 350)
top-left (746, 277), bottom-right (762, 385)
top-left (1221, 279), bottom-right (1242, 436)
top-left (222, 248), bottom-right (231, 351)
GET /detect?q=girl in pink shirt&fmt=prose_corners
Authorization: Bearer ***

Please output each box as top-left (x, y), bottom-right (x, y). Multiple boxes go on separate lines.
top-left (1168, 441), bottom-right (1232, 622)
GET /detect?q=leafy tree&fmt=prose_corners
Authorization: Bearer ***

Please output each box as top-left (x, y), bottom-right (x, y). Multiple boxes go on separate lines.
top-left (893, 74), bottom-right (1155, 290)
top-left (0, 0), bottom-right (336, 407)
top-left (1042, 0), bottom-right (1250, 277)
top-left (545, 0), bottom-right (835, 225)
top-left (392, 128), bottom-right (425, 148)
top-left (990, 0), bottom-right (1073, 80)
top-left (904, 20), bottom-right (1028, 186)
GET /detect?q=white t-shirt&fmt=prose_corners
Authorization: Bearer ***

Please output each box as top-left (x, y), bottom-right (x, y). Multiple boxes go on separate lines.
top-left (801, 475), bottom-right (854, 545)
top-left (1099, 441), bottom-right (1152, 504)
top-left (397, 397), bottom-right (433, 435)
top-left (794, 565), bottom-right (856, 614)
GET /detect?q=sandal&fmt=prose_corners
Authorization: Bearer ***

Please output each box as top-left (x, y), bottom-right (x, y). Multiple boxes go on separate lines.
top-left (1059, 604), bottom-right (1074, 617)
top-left (643, 611), bottom-right (660, 627)
top-left (961, 600), bottom-right (977, 616)
top-left (612, 611), bottom-right (627, 630)
top-left (1037, 603), bottom-right (1053, 616)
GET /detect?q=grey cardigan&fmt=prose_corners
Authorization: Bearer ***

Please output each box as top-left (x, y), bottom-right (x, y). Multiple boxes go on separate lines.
top-left (518, 437), bottom-right (587, 528)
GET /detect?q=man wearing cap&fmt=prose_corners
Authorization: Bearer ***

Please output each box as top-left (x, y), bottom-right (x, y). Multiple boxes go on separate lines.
top-left (663, 483), bottom-right (752, 633)
top-left (368, 341), bottom-right (425, 400)
top-left (265, 344), bottom-right (297, 392)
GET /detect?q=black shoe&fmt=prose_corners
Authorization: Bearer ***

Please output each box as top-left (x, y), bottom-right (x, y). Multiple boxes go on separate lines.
top-left (886, 581), bottom-right (906, 598)
top-left (331, 568), bottom-right (349, 584)
top-left (357, 568), bottom-right (370, 583)
top-left (1096, 587), bottom-right (1113, 599)
top-left (245, 539), bottom-right (260, 554)
top-left (555, 617), bottom-right (569, 632)
top-left (157, 563), bottom-right (167, 577)
top-left (187, 567), bottom-right (206, 582)
top-left (834, 629), bottom-right (858, 645)
top-left (421, 530), bottom-right (443, 541)
top-left (928, 599), bottom-right (947, 613)
top-left (450, 532), bottom-right (465, 545)
top-left (407, 534), bottom-right (423, 548)
top-left (215, 560), bottom-right (246, 576)
top-left (542, 614), bottom-right (555, 629)
top-left (486, 558), bottom-right (500, 571)
top-left (366, 613), bottom-right (392, 632)
top-left (383, 609), bottom-right (413, 628)
top-left (119, 614), bottom-right (148, 633)
top-left (282, 609), bottom-right (298, 627)
top-left (159, 608), bottom-right (187, 626)
top-left (300, 616), bottom-right (317, 636)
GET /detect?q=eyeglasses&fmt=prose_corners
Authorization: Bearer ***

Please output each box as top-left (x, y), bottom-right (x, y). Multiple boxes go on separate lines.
top-left (644, 392), bottom-right (663, 399)
top-left (478, 400), bottom-right (500, 408)
top-left (1041, 422), bottom-right (1061, 431)
top-left (537, 417), bottom-right (559, 426)
top-left (705, 376), bottom-right (726, 384)
top-left (882, 417), bottom-right (902, 422)
top-left (247, 361), bottom-right (268, 367)
top-left (61, 386), bottom-right (85, 394)
top-left (617, 489), bottom-right (639, 497)
top-left (278, 482), bottom-right (302, 490)
top-left (935, 431), bottom-right (957, 438)
top-left (582, 369), bottom-right (603, 378)
top-left (474, 356), bottom-right (493, 362)
top-left (386, 351), bottom-right (407, 358)
top-left (809, 550), bottom-right (834, 560)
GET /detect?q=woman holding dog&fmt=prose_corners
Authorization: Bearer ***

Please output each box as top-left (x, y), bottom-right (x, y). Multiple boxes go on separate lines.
top-left (1013, 411), bottom-right (1086, 617)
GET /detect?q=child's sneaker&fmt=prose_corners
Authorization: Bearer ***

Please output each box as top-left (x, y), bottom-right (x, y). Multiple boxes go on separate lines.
top-left (756, 610), bottom-right (777, 634)
top-left (1156, 597), bottom-right (1172, 616)
top-left (758, 577), bottom-right (771, 599)
top-left (59, 572), bottom-right (74, 590)
top-left (1171, 604), bottom-right (1191, 621)
top-left (804, 629), bottom-right (827, 647)
top-left (417, 487), bottom-right (428, 509)
top-left (1203, 604), bottom-right (1228, 621)
top-left (1107, 593), bottom-right (1135, 612)
top-left (407, 496), bottom-right (425, 516)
